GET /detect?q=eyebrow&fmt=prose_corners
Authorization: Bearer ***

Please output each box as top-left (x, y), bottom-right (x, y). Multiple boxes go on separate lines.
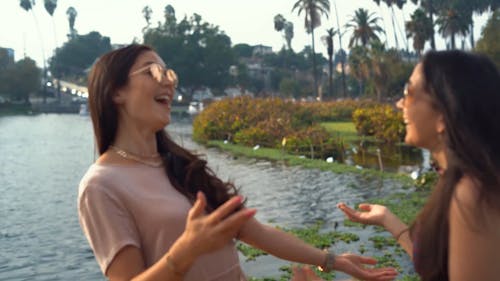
top-left (139, 61), bottom-right (166, 68)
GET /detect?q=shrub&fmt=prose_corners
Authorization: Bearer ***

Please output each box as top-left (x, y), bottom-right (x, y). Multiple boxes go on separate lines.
top-left (352, 105), bottom-right (405, 143)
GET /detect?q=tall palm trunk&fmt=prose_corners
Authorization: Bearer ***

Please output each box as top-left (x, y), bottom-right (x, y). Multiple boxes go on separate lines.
top-left (333, 0), bottom-right (347, 98)
top-left (311, 27), bottom-right (319, 101)
top-left (328, 51), bottom-right (333, 99)
top-left (30, 10), bottom-right (47, 103)
top-left (429, 12), bottom-right (436, 49)
top-left (469, 21), bottom-right (475, 48)
top-left (390, 6), bottom-right (399, 49)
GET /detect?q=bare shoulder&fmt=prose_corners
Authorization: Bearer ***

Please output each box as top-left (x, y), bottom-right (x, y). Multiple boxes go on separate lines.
top-left (451, 175), bottom-right (500, 233)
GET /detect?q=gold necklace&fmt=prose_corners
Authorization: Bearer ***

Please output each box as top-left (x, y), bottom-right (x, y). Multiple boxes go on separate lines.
top-left (109, 145), bottom-right (163, 167)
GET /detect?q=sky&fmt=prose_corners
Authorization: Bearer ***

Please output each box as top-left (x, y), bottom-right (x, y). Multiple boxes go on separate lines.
top-left (0, 0), bottom-right (492, 68)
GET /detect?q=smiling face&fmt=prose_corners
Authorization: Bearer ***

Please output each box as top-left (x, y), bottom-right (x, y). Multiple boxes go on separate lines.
top-left (113, 51), bottom-right (176, 132)
top-left (396, 63), bottom-right (445, 151)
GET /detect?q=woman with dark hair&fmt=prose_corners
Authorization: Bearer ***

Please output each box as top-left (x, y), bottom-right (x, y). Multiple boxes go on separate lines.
top-left (78, 44), bottom-right (398, 281)
top-left (338, 50), bottom-right (500, 281)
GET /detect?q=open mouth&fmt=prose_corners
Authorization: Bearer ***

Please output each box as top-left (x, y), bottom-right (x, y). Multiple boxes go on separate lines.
top-left (154, 95), bottom-right (170, 105)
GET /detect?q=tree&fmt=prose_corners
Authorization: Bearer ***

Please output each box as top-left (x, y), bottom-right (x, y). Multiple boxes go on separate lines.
top-left (321, 28), bottom-right (337, 99)
top-left (20, 0), bottom-right (47, 101)
top-left (410, 0), bottom-right (446, 50)
top-left (66, 6), bottom-right (77, 39)
top-left (44, 0), bottom-right (58, 48)
top-left (144, 12), bottom-right (236, 94)
top-left (0, 58), bottom-right (41, 103)
top-left (436, 2), bottom-right (471, 49)
top-left (164, 4), bottom-right (177, 35)
top-left (142, 5), bottom-right (153, 33)
top-left (274, 14), bottom-right (294, 50)
top-left (476, 9), bottom-right (500, 69)
top-left (348, 46), bottom-right (371, 96)
top-left (373, 0), bottom-right (407, 49)
top-left (49, 31), bottom-right (111, 84)
top-left (406, 8), bottom-right (433, 56)
top-left (346, 8), bottom-right (385, 48)
top-left (44, 0), bottom-right (59, 99)
top-left (292, 0), bottom-right (330, 100)
top-left (233, 44), bottom-right (253, 58)
top-left (331, 0), bottom-right (347, 97)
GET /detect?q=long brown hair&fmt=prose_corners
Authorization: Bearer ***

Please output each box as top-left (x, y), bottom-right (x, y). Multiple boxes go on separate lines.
top-left (87, 44), bottom-right (239, 211)
top-left (410, 50), bottom-right (500, 281)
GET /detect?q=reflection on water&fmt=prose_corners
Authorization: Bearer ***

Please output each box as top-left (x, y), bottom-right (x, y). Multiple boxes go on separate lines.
top-left (0, 115), bottom-right (418, 280)
top-left (347, 140), bottom-right (426, 173)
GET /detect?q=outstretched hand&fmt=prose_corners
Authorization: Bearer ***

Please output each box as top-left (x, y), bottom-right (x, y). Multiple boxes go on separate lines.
top-left (291, 254), bottom-right (398, 281)
top-left (290, 266), bottom-right (323, 281)
top-left (179, 192), bottom-right (256, 257)
top-left (335, 253), bottom-right (398, 281)
top-left (337, 202), bottom-right (390, 227)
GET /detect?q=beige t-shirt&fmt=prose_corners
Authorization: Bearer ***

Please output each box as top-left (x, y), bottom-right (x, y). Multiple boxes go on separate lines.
top-left (78, 163), bottom-right (245, 281)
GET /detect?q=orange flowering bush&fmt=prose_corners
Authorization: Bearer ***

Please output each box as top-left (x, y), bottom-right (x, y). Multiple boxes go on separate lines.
top-left (193, 97), bottom-right (344, 159)
top-left (352, 105), bottom-right (405, 143)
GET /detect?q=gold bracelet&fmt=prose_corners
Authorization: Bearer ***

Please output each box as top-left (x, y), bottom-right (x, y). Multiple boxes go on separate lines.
top-left (318, 251), bottom-right (335, 273)
top-left (395, 228), bottom-right (409, 241)
top-left (165, 254), bottom-right (185, 276)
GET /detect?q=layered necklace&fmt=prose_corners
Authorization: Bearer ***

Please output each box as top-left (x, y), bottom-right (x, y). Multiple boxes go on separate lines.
top-left (109, 145), bottom-right (163, 168)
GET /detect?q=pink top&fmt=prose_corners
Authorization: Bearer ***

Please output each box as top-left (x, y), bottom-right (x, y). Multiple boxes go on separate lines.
top-left (78, 163), bottom-right (246, 281)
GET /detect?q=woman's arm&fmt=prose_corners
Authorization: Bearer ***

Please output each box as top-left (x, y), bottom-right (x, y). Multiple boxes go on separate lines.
top-left (337, 203), bottom-right (413, 258)
top-left (448, 177), bottom-right (500, 281)
top-left (238, 218), bottom-right (398, 281)
top-left (106, 192), bottom-right (256, 281)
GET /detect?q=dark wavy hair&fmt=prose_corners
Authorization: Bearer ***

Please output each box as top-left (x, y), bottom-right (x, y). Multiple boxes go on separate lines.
top-left (87, 44), bottom-right (239, 212)
top-left (410, 50), bottom-right (500, 281)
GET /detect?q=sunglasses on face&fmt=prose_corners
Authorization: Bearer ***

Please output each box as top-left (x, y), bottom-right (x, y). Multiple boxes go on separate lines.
top-left (402, 82), bottom-right (412, 105)
top-left (129, 63), bottom-right (178, 88)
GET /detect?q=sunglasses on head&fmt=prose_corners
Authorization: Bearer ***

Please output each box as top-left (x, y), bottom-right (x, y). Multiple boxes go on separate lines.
top-left (129, 63), bottom-right (178, 88)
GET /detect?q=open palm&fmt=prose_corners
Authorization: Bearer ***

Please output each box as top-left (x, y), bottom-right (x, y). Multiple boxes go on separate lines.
top-left (337, 203), bottom-right (389, 226)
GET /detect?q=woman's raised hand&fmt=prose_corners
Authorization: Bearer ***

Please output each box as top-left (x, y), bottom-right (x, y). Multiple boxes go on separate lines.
top-left (337, 202), bottom-right (390, 227)
top-left (178, 192), bottom-right (256, 257)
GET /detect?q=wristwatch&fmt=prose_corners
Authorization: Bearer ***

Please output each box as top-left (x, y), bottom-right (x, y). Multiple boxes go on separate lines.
top-left (318, 251), bottom-right (335, 273)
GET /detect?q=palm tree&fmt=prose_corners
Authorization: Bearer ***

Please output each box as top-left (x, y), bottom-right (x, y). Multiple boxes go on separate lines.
top-left (284, 22), bottom-right (294, 51)
top-left (369, 42), bottom-right (390, 101)
top-left (321, 28), bottom-right (337, 98)
top-left (372, 0), bottom-right (407, 49)
top-left (66, 6), bottom-right (77, 39)
top-left (411, 0), bottom-right (445, 50)
top-left (348, 46), bottom-right (371, 96)
top-left (406, 8), bottom-right (433, 56)
top-left (274, 14), bottom-right (287, 49)
top-left (436, 4), bottom-right (471, 49)
top-left (142, 5), bottom-right (153, 33)
top-left (44, 0), bottom-right (59, 100)
top-left (292, 0), bottom-right (330, 100)
top-left (164, 5), bottom-right (176, 35)
top-left (346, 8), bottom-right (385, 48)
top-left (332, 0), bottom-right (347, 97)
top-left (20, 0), bottom-right (47, 100)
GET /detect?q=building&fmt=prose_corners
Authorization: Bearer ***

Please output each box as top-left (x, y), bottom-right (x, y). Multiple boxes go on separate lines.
top-left (0, 47), bottom-right (15, 65)
top-left (252, 44), bottom-right (273, 57)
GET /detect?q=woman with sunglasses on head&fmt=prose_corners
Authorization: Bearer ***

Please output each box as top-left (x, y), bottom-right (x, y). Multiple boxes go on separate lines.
top-left (78, 44), bottom-right (398, 281)
top-left (338, 50), bottom-right (500, 281)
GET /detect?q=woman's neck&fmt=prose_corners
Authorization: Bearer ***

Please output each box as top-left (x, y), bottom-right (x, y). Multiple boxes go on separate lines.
top-left (113, 122), bottom-right (159, 157)
top-left (431, 148), bottom-right (447, 175)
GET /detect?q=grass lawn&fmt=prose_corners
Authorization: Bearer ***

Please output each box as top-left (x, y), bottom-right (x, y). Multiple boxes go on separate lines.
top-left (320, 121), bottom-right (375, 143)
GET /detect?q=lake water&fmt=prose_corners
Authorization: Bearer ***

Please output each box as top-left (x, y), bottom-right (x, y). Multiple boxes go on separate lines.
top-left (0, 114), bottom-right (418, 280)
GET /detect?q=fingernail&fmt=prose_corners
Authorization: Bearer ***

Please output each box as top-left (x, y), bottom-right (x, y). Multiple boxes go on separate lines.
top-left (245, 209), bottom-right (257, 217)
